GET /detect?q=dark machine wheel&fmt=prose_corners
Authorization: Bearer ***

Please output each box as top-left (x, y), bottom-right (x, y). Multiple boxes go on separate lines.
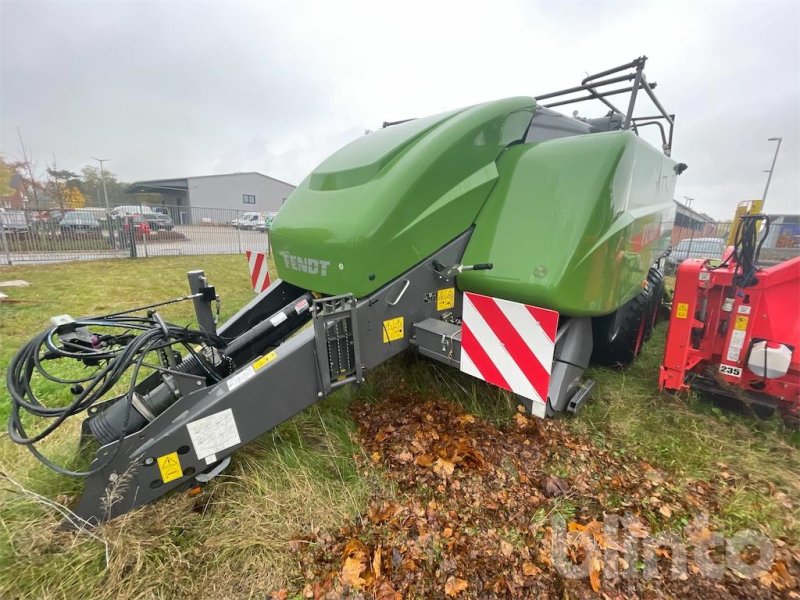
top-left (644, 267), bottom-right (665, 341)
top-left (591, 279), bottom-right (654, 366)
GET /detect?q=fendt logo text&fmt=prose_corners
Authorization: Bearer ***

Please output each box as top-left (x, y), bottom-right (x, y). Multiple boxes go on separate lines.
top-left (279, 251), bottom-right (331, 276)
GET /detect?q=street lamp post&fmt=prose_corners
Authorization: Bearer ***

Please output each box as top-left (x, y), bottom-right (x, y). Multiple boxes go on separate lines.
top-left (761, 137), bottom-right (782, 206)
top-left (91, 157), bottom-right (111, 210)
top-left (683, 196), bottom-right (697, 258)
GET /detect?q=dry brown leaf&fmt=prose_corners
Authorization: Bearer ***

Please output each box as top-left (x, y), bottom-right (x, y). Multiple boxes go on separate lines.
top-left (372, 545), bottom-right (382, 579)
top-left (514, 413), bottom-right (528, 428)
top-left (434, 457), bottom-right (455, 479)
top-left (568, 521), bottom-right (587, 533)
top-left (415, 453), bottom-right (434, 467)
top-left (342, 538), bottom-right (369, 561)
top-left (341, 557), bottom-right (367, 588)
top-left (444, 576), bottom-right (469, 596)
top-left (522, 561), bottom-right (541, 576)
top-left (760, 561), bottom-right (797, 590)
top-left (269, 590), bottom-right (288, 600)
top-left (369, 502), bottom-right (397, 524)
top-left (340, 538), bottom-right (371, 588)
top-left (659, 504), bottom-right (673, 518)
top-left (589, 555), bottom-right (603, 592)
top-left (457, 414), bottom-right (476, 424)
top-left (500, 539), bottom-right (514, 557)
top-left (395, 450), bottom-right (413, 463)
top-left (370, 451), bottom-right (382, 463)
top-left (627, 520), bottom-right (650, 539)
top-left (375, 579), bottom-right (400, 600)
top-left (443, 527), bottom-right (453, 538)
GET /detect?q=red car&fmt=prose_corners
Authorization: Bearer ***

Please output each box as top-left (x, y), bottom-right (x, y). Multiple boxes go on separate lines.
top-left (123, 214), bottom-right (151, 239)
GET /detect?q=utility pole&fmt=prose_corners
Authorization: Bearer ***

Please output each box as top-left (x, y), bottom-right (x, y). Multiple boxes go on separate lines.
top-left (91, 157), bottom-right (111, 210)
top-left (761, 137), bottom-right (782, 207)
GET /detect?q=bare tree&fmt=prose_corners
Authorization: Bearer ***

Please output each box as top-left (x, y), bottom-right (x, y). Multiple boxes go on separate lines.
top-left (16, 128), bottom-right (40, 208)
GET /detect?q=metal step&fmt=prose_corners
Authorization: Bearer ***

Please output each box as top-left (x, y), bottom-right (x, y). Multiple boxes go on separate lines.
top-left (567, 379), bottom-right (596, 414)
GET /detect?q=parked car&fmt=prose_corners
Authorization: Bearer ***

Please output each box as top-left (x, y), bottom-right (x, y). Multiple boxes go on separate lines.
top-left (148, 213), bottom-right (174, 231)
top-left (60, 212), bottom-right (101, 234)
top-left (665, 237), bottom-right (726, 272)
top-left (112, 204), bottom-right (173, 231)
top-left (0, 210), bottom-right (29, 234)
top-left (122, 214), bottom-right (152, 237)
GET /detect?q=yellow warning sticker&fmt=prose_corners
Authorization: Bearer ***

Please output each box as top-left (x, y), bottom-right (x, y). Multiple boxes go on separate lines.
top-left (382, 316), bottom-right (404, 343)
top-left (675, 302), bottom-right (689, 319)
top-left (436, 287), bottom-right (455, 311)
top-left (253, 351), bottom-right (277, 370)
top-left (734, 315), bottom-right (749, 331)
top-left (157, 451), bottom-right (183, 483)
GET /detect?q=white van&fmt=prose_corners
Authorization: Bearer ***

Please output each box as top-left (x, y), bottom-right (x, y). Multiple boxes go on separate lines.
top-left (111, 205), bottom-right (158, 218)
top-left (230, 212), bottom-right (264, 230)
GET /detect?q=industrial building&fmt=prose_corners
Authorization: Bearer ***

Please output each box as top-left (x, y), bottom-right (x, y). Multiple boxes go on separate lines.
top-left (125, 172), bottom-right (295, 224)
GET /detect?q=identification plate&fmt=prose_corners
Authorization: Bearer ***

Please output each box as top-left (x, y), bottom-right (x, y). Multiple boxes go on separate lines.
top-left (186, 408), bottom-right (241, 460)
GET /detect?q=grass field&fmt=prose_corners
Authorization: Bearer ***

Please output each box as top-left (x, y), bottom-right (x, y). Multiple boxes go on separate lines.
top-left (0, 256), bottom-right (798, 598)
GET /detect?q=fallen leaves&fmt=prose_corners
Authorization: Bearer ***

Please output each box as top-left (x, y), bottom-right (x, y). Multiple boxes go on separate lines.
top-left (760, 561), bottom-right (797, 590)
top-left (340, 539), bottom-right (371, 588)
top-left (433, 457), bottom-right (455, 479)
top-left (294, 391), bottom-right (800, 599)
top-left (589, 554), bottom-right (603, 593)
top-left (443, 576), bottom-right (468, 596)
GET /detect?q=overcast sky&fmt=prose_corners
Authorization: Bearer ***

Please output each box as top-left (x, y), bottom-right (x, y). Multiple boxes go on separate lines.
top-left (1, 0), bottom-right (798, 219)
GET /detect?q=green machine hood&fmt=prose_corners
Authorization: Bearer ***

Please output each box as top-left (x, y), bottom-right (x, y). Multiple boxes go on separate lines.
top-left (270, 97), bottom-right (535, 297)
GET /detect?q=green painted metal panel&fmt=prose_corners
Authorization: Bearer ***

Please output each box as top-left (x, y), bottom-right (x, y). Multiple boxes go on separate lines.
top-left (270, 97), bottom-right (535, 297)
top-left (458, 131), bottom-right (676, 316)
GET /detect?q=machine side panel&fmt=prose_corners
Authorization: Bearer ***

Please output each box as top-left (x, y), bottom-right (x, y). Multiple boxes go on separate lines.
top-left (459, 131), bottom-right (676, 317)
top-left (270, 97), bottom-right (535, 298)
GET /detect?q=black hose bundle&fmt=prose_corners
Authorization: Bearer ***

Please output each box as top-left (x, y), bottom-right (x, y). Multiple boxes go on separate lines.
top-left (713, 214), bottom-right (770, 288)
top-left (7, 311), bottom-right (224, 477)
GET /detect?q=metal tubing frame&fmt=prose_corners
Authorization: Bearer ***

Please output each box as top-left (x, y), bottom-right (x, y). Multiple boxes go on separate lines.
top-left (534, 56), bottom-right (675, 156)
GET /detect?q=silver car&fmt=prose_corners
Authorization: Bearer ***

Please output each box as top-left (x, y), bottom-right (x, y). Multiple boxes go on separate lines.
top-left (666, 237), bottom-right (726, 272)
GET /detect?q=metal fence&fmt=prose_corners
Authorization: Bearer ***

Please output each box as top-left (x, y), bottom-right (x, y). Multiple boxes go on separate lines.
top-left (669, 220), bottom-right (799, 266)
top-left (671, 221), bottom-right (734, 245)
top-left (0, 206), bottom-right (272, 265)
top-left (3, 209), bottom-right (797, 267)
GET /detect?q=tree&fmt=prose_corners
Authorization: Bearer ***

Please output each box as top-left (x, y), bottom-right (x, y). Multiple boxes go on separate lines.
top-left (47, 153), bottom-right (80, 213)
top-left (0, 155), bottom-right (15, 196)
top-left (63, 185), bottom-right (86, 209)
top-left (16, 129), bottom-right (42, 208)
top-left (78, 165), bottom-right (160, 208)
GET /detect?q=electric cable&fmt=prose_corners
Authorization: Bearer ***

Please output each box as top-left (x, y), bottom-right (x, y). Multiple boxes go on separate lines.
top-left (6, 309), bottom-right (224, 477)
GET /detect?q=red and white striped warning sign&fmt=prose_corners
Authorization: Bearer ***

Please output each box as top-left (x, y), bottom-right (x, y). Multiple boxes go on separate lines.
top-left (245, 250), bottom-right (271, 293)
top-left (460, 292), bottom-right (558, 418)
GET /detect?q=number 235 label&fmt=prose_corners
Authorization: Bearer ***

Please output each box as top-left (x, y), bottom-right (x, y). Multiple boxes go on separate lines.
top-left (719, 364), bottom-right (742, 378)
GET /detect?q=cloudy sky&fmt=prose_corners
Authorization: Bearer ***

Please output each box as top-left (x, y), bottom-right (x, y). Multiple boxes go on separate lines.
top-left (1, 0), bottom-right (798, 219)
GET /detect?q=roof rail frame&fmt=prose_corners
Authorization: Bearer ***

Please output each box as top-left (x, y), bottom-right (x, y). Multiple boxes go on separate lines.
top-left (534, 56), bottom-right (675, 156)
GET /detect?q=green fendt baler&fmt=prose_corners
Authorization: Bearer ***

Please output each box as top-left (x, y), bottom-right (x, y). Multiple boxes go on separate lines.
top-left (8, 57), bottom-right (686, 525)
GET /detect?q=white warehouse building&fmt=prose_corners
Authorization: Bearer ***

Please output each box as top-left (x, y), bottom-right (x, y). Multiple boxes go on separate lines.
top-left (126, 172), bottom-right (295, 224)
